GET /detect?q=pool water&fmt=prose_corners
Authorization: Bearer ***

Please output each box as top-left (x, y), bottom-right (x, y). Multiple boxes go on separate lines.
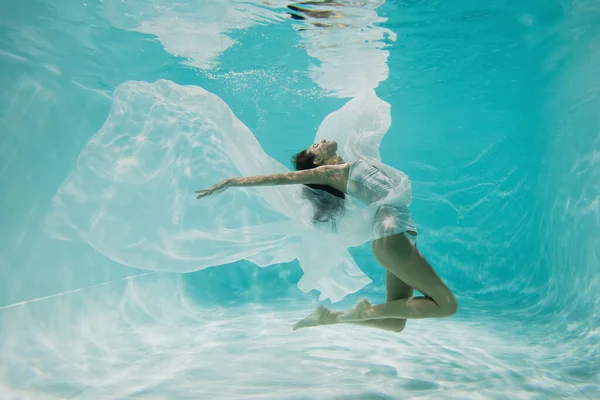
top-left (1, 0), bottom-right (599, 398)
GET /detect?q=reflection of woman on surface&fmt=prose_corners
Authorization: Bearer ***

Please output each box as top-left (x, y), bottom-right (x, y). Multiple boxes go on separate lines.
top-left (196, 139), bottom-right (458, 333)
top-left (286, 1), bottom-right (350, 29)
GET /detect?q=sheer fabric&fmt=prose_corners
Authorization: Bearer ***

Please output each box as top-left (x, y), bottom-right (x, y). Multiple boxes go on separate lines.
top-left (46, 80), bottom-right (415, 302)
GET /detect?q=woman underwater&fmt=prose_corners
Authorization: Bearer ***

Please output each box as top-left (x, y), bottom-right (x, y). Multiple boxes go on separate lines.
top-left (196, 139), bottom-right (458, 333)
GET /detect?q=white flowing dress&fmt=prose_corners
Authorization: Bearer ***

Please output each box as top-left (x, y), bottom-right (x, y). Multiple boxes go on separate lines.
top-left (46, 80), bottom-right (416, 303)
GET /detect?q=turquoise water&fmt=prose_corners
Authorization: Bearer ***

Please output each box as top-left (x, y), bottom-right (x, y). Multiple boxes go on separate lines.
top-left (1, 0), bottom-right (599, 398)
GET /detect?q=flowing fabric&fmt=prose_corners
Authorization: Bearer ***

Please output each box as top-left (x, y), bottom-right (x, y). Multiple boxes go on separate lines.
top-left (345, 161), bottom-right (416, 241)
top-left (46, 80), bottom-right (414, 302)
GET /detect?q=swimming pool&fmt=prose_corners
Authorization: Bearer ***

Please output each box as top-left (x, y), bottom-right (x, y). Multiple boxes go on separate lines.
top-left (1, 0), bottom-right (598, 398)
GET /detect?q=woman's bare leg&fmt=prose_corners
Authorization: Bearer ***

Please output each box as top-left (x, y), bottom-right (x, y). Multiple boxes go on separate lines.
top-left (293, 270), bottom-right (413, 332)
top-left (293, 233), bottom-right (457, 330)
top-left (338, 233), bottom-right (457, 322)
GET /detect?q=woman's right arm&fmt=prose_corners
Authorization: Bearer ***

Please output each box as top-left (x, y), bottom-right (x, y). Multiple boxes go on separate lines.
top-left (231, 166), bottom-right (337, 187)
top-left (195, 165), bottom-right (345, 199)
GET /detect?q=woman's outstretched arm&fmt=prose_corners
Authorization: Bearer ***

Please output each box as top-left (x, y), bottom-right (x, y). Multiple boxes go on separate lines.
top-left (233, 167), bottom-right (328, 187)
top-left (195, 165), bottom-right (343, 199)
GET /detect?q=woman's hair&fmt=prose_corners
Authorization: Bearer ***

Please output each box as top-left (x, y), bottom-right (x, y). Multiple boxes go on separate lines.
top-left (292, 149), bottom-right (346, 227)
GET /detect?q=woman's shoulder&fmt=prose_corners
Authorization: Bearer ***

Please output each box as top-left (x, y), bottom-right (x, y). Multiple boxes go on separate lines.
top-left (314, 163), bottom-right (352, 180)
top-left (313, 163), bottom-right (352, 192)
top-left (316, 162), bottom-right (353, 172)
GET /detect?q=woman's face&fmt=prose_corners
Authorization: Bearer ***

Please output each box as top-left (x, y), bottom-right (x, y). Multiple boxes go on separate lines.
top-left (308, 139), bottom-right (338, 165)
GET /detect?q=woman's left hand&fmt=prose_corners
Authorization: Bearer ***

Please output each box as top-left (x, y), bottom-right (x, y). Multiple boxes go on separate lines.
top-left (195, 178), bottom-right (236, 199)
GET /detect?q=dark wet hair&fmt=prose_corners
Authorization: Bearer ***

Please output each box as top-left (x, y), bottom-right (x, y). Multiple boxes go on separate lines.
top-left (292, 149), bottom-right (345, 227)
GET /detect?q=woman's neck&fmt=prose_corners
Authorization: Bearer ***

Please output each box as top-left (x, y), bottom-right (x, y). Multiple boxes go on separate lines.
top-left (323, 155), bottom-right (345, 165)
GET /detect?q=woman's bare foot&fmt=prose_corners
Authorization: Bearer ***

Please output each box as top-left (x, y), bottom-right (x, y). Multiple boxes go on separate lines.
top-left (293, 305), bottom-right (332, 330)
top-left (336, 298), bottom-right (375, 322)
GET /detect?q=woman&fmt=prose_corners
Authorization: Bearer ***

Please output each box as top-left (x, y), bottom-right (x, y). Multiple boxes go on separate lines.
top-left (195, 139), bottom-right (458, 333)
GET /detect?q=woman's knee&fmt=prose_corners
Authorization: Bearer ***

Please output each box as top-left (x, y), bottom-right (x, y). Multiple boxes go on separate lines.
top-left (380, 318), bottom-right (407, 333)
top-left (393, 319), bottom-right (407, 333)
top-left (437, 292), bottom-right (458, 317)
